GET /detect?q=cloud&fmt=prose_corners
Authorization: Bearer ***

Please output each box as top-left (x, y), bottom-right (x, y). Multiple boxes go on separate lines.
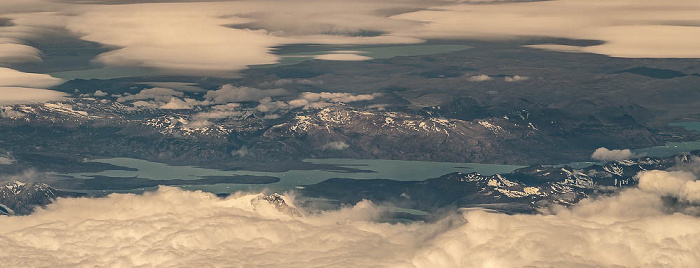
top-left (256, 97), bottom-right (289, 113)
top-left (116, 87), bottom-right (208, 110)
top-left (205, 85), bottom-right (288, 104)
top-left (263, 92), bottom-right (378, 111)
top-left (637, 170), bottom-right (696, 197)
top-left (314, 53), bottom-right (372, 61)
top-left (0, 107), bottom-right (25, 118)
top-left (468, 74), bottom-right (492, 82)
top-left (2, 166), bottom-right (700, 267)
top-left (92, 90), bottom-right (108, 97)
top-left (117, 87), bottom-right (184, 102)
top-left (0, 67), bottom-right (68, 105)
top-left (504, 75), bottom-right (528, 82)
top-left (391, 0), bottom-right (700, 58)
top-left (131, 100), bottom-right (160, 109)
top-left (636, 169), bottom-right (700, 205)
top-left (0, 67), bottom-right (63, 89)
top-left (299, 92), bottom-right (377, 103)
top-left (64, 3), bottom-right (283, 76)
top-left (2, 0), bottom-right (698, 78)
top-left (0, 43), bottom-right (42, 63)
top-left (681, 180), bottom-right (700, 204)
top-left (321, 141), bottom-right (349, 151)
top-left (286, 92), bottom-right (376, 110)
top-left (591, 147), bottom-right (638, 161)
top-left (187, 103), bottom-right (243, 127)
top-left (0, 87), bottom-right (68, 105)
top-left (182, 103), bottom-right (244, 127)
top-left (0, 187), bottom-right (420, 267)
top-left (159, 97), bottom-right (197, 110)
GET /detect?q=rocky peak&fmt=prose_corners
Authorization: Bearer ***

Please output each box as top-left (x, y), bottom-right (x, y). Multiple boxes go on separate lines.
top-left (0, 181), bottom-right (57, 215)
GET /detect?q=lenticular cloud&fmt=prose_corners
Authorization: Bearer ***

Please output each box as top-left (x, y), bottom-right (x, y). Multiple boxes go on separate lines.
top-left (2, 170), bottom-right (700, 267)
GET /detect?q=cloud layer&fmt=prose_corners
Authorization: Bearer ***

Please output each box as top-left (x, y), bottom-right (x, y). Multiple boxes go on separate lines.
top-left (2, 165), bottom-right (700, 267)
top-left (2, 0), bottom-right (699, 77)
top-left (0, 67), bottom-right (66, 105)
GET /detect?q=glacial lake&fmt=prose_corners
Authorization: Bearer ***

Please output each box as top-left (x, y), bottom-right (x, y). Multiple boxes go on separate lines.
top-left (634, 122), bottom-right (700, 157)
top-left (62, 158), bottom-right (523, 194)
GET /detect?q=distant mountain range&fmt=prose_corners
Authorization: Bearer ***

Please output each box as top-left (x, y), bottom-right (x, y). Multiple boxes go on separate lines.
top-left (299, 153), bottom-right (695, 215)
top-left (0, 98), bottom-right (667, 170)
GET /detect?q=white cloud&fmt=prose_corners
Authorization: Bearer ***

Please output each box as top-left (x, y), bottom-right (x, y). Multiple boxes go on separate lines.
top-left (0, 87), bottom-right (68, 105)
top-left (2, 0), bottom-right (698, 78)
top-left (256, 97), bottom-right (290, 113)
top-left (468, 74), bottom-right (492, 82)
top-left (189, 103), bottom-right (243, 125)
top-left (0, 67), bottom-right (63, 88)
top-left (117, 87), bottom-right (184, 102)
top-left (322, 141), bottom-right (349, 151)
top-left (92, 90), bottom-right (108, 97)
top-left (0, 107), bottom-right (25, 118)
top-left (504, 75), bottom-right (529, 82)
top-left (64, 3), bottom-right (283, 76)
top-left (392, 0), bottom-right (700, 58)
top-left (300, 92), bottom-right (377, 103)
top-left (159, 97), bottom-right (196, 110)
top-left (272, 92), bottom-right (378, 110)
top-left (288, 98), bottom-right (311, 108)
top-left (681, 180), bottom-right (700, 204)
top-left (205, 85), bottom-right (288, 104)
top-left (591, 147), bottom-right (637, 161)
top-left (0, 42), bottom-right (41, 63)
top-left (286, 92), bottom-right (376, 110)
top-left (186, 103), bottom-right (243, 127)
top-left (131, 100), bottom-right (160, 109)
top-left (637, 170), bottom-right (696, 197)
top-left (636, 169), bottom-right (700, 206)
top-left (1, 168), bottom-right (700, 267)
top-left (314, 53), bottom-right (373, 61)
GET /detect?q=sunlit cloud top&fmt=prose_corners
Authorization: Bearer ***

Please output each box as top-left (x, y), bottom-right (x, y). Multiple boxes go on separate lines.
top-left (0, 0), bottom-right (698, 77)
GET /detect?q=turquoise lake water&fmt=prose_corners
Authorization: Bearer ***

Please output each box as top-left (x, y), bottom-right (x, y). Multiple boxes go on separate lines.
top-left (65, 158), bottom-right (522, 194)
